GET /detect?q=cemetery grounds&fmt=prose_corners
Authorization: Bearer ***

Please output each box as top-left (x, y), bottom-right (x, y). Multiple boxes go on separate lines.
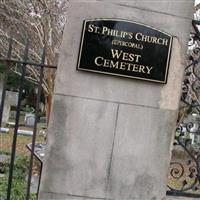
top-left (0, 110), bottom-right (46, 200)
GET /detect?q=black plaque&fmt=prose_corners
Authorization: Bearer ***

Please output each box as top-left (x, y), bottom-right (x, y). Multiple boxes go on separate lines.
top-left (77, 19), bottom-right (173, 83)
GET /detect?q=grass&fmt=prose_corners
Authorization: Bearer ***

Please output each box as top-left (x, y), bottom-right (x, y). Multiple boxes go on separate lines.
top-left (0, 153), bottom-right (38, 200)
top-left (0, 131), bottom-right (44, 156)
top-left (0, 124), bottom-right (46, 199)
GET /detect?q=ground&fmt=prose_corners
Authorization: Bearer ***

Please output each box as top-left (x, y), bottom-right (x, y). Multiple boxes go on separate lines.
top-left (0, 124), bottom-right (45, 200)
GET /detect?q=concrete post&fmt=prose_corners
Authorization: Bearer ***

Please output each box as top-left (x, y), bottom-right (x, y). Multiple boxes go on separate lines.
top-left (39, 1), bottom-right (193, 200)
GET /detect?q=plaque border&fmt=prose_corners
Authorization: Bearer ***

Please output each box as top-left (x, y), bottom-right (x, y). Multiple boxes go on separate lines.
top-left (77, 18), bottom-right (173, 84)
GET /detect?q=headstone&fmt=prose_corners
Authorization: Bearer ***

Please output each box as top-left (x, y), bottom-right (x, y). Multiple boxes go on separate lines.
top-left (0, 127), bottom-right (9, 133)
top-left (39, 1), bottom-right (193, 200)
top-left (17, 129), bottom-right (33, 136)
top-left (0, 90), bottom-right (19, 123)
top-left (6, 91), bottom-right (19, 107)
top-left (24, 113), bottom-right (35, 127)
top-left (1, 100), bottom-right (10, 123)
top-left (0, 75), bottom-right (9, 123)
top-left (6, 122), bottom-right (15, 128)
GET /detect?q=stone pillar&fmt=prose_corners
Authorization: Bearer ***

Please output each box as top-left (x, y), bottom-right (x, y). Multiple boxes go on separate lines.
top-left (39, 1), bottom-right (193, 200)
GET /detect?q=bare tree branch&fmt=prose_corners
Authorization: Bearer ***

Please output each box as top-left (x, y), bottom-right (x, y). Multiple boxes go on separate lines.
top-left (0, 0), bottom-right (68, 95)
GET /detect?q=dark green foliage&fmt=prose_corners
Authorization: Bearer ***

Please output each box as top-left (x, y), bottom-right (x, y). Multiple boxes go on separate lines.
top-left (0, 62), bottom-right (5, 74)
top-left (0, 61), bottom-right (35, 96)
top-left (0, 153), bottom-right (37, 200)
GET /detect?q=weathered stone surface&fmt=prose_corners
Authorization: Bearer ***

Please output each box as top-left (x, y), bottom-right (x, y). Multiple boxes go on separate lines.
top-left (96, 0), bottom-right (193, 19)
top-left (40, 95), bottom-right (118, 198)
top-left (39, 192), bottom-right (106, 200)
top-left (106, 105), bottom-right (177, 200)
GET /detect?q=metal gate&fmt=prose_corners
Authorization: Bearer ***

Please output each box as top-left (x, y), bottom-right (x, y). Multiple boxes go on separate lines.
top-left (0, 38), bottom-right (56, 200)
top-left (167, 20), bottom-right (200, 198)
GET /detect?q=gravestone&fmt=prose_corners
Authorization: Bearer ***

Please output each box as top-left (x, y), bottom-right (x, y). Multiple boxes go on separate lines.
top-left (24, 113), bottom-right (35, 127)
top-left (39, 1), bottom-right (193, 200)
top-left (0, 75), bottom-right (9, 123)
top-left (3, 91), bottom-right (19, 123)
top-left (0, 87), bottom-right (19, 123)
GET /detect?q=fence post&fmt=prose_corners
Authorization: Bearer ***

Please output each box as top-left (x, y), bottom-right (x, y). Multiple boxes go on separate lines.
top-left (6, 40), bottom-right (29, 200)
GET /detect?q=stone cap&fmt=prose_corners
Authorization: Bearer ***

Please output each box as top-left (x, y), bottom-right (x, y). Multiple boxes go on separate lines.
top-left (71, 0), bottom-right (194, 19)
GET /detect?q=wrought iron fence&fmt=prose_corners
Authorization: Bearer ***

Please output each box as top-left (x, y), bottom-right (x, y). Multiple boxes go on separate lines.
top-left (167, 20), bottom-right (200, 198)
top-left (0, 38), bottom-right (57, 200)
